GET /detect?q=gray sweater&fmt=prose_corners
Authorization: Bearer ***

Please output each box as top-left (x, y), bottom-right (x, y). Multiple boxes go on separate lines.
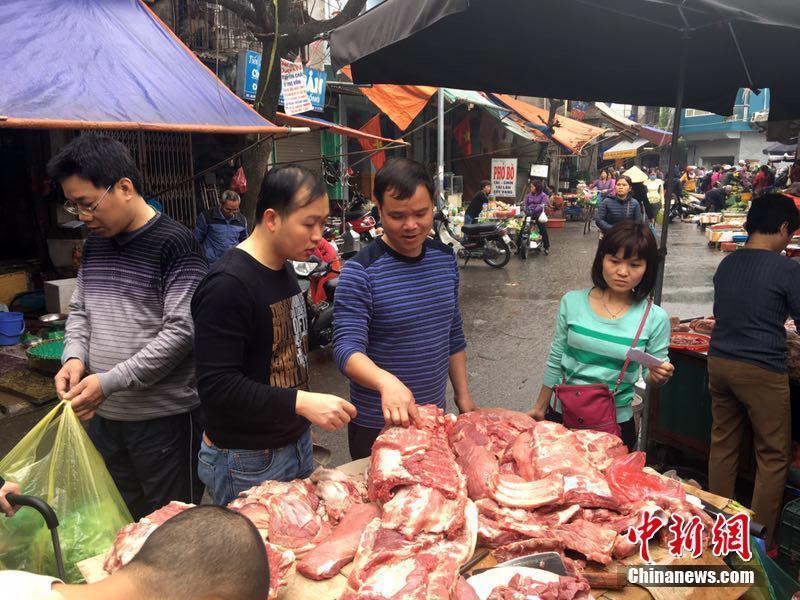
top-left (710, 248), bottom-right (800, 373)
top-left (595, 196), bottom-right (643, 232)
top-left (63, 214), bottom-right (208, 421)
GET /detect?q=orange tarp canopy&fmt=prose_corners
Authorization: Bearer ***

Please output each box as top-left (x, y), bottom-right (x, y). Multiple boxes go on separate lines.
top-left (341, 66), bottom-right (436, 131)
top-left (491, 94), bottom-right (606, 154)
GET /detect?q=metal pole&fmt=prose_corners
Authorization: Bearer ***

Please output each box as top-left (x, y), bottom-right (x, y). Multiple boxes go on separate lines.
top-left (437, 88), bottom-right (445, 208)
top-left (641, 34), bottom-right (689, 455)
top-left (654, 35), bottom-right (689, 306)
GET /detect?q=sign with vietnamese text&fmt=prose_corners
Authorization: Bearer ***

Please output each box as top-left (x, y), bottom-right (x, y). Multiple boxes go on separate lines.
top-left (491, 158), bottom-right (517, 197)
top-left (236, 50), bottom-right (261, 102)
top-left (279, 68), bottom-right (327, 112)
top-left (280, 59), bottom-right (313, 115)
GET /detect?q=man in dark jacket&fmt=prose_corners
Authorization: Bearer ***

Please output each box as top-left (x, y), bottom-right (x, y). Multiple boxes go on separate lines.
top-left (464, 180), bottom-right (491, 224)
top-left (194, 191), bottom-right (248, 264)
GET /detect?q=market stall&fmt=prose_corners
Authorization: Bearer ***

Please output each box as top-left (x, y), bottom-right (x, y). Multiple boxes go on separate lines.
top-left (71, 407), bottom-right (765, 599)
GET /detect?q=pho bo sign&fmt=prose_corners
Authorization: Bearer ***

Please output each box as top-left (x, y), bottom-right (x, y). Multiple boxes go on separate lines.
top-left (491, 158), bottom-right (517, 197)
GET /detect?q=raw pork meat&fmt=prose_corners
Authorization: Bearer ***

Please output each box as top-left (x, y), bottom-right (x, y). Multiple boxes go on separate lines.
top-left (296, 502), bottom-right (380, 580)
top-left (448, 409), bottom-right (536, 459)
top-left (381, 484), bottom-right (467, 539)
top-left (555, 519), bottom-right (618, 565)
top-left (456, 445), bottom-right (499, 500)
top-left (453, 577), bottom-right (480, 600)
top-left (489, 473), bottom-right (564, 510)
top-left (368, 405), bottom-right (461, 503)
top-left (227, 496), bottom-right (271, 530)
top-left (310, 466), bottom-right (368, 523)
top-left (486, 573), bottom-right (591, 600)
top-left (103, 501), bottom-right (194, 573)
top-left (572, 429), bottom-right (628, 471)
top-left (343, 500), bottom-right (478, 599)
top-left (266, 543), bottom-right (295, 600)
top-left (256, 481), bottom-right (333, 555)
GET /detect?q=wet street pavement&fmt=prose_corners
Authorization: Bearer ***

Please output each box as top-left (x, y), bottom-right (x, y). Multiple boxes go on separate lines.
top-left (312, 220), bottom-right (724, 467)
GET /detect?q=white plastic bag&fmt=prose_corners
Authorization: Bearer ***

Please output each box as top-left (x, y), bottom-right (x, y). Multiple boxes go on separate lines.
top-left (538, 211), bottom-right (549, 223)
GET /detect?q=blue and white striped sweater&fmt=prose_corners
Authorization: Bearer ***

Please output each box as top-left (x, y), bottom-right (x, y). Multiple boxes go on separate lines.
top-left (333, 238), bottom-right (466, 428)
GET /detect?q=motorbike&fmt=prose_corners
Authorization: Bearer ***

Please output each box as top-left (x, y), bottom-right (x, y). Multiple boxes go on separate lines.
top-left (292, 255), bottom-right (343, 351)
top-left (517, 213), bottom-right (543, 260)
top-left (433, 210), bottom-right (511, 268)
top-left (668, 194), bottom-right (706, 222)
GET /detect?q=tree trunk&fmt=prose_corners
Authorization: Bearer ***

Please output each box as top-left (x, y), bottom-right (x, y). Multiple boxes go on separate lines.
top-left (240, 39), bottom-right (284, 229)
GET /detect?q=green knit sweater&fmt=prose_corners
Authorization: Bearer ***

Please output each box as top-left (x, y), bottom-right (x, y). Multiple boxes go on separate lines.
top-left (543, 288), bottom-right (671, 423)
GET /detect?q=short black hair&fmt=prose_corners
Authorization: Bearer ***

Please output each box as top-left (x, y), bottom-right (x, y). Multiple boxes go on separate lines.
top-left (592, 221), bottom-right (660, 301)
top-left (531, 180), bottom-right (544, 194)
top-left (125, 506), bottom-right (268, 600)
top-left (47, 134), bottom-right (143, 194)
top-left (373, 158), bottom-right (435, 205)
top-left (256, 164), bottom-right (326, 219)
top-left (745, 193), bottom-right (800, 235)
top-left (480, 179), bottom-right (491, 189)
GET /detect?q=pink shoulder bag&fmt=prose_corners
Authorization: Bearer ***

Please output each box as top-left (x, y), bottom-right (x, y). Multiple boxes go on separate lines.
top-left (552, 298), bottom-right (653, 438)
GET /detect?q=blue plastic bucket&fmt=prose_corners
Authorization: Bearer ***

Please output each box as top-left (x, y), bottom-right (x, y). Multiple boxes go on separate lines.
top-left (0, 312), bottom-right (25, 345)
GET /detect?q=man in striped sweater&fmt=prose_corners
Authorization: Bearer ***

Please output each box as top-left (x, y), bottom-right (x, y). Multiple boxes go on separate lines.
top-left (333, 158), bottom-right (476, 460)
top-left (50, 136), bottom-right (208, 519)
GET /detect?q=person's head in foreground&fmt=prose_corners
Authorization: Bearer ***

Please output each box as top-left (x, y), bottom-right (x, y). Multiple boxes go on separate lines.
top-left (252, 164), bottom-right (329, 263)
top-left (373, 158), bottom-right (435, 257)
top-left (592, 221), bottom-right (659, 301)
top-left (47, 135), bottom-right (150, 238)
top-left (744, 193), bottom-right (800, 253)
top-left (54, 506), bottom-right (269, 600)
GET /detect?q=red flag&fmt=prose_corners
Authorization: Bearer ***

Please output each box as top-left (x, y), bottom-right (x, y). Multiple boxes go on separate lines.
top-left (357, 114), bottom-right (386, 171)
top-left (454, 115), bottom-right (472, 156)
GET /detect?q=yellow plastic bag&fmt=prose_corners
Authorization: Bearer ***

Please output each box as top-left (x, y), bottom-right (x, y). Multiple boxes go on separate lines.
top-left (0, 402), bottom-right (131, 582)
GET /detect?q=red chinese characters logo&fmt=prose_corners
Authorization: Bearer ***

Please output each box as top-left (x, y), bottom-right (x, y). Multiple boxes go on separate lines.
top-left (629, 511), bottom-right (751, 562)
top-left (711, 513), bottom-right (752, 561)
top-left (667, 514), bottom-right (704, 559)
top-left (627, 510), bottom-right (668, 563)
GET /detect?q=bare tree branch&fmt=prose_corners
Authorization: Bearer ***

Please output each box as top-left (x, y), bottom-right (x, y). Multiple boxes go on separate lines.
top-left (213, 0), bottom-right (259, 26)
top-left (284, 0), bottom-right (367, 49)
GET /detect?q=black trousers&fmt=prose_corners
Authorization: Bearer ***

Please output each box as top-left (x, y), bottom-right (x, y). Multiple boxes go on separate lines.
top-left (545, 408), bottom-right (637, 452)
top-left (348, 422), bottom-right (383, 461)
top-left (87, 406), bottom-right (204, 520)
top-left (536, 221), bottom-right (550, 250)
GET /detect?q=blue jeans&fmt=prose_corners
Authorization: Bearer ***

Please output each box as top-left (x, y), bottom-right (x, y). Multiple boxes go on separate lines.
top-left (198, 428), bottom-right (313, 505)
top-left (464, 214), bottom-right (475, 225)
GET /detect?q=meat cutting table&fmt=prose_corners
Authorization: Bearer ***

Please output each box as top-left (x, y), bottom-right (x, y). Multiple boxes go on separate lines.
top-left (77, 456), bottom-right (753, 599)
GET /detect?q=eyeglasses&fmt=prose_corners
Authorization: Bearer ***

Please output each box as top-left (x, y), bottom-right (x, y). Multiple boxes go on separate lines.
top-left (64, 183), bottom-right (113, 217)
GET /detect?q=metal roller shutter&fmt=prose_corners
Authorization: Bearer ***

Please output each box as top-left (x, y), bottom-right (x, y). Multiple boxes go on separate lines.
top-left (274, 131), bottom-right (322, 172)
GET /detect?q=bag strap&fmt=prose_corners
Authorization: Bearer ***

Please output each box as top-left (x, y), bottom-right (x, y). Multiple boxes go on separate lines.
top-left (613, 298), bottom-right (653, 393)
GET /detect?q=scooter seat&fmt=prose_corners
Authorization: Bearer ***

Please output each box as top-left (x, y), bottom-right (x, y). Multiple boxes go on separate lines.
top-left (461, 223), bottom-right (497, 234)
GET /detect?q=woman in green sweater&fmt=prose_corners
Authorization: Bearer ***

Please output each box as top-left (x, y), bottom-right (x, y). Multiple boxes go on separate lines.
top-left (529, 221), bottom-right (674, 450)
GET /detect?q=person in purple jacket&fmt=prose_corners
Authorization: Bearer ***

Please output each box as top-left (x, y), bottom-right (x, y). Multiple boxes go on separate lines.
top-left (590, 169), bottom-right (616, 198)
top-left (523, 180), bottom-right (550, 254)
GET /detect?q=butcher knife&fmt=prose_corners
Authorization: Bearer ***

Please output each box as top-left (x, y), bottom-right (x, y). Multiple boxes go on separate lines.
top-left (688, 494), bottom-right (767, 540)
top-left (496, 553), bottom-right (627, 589)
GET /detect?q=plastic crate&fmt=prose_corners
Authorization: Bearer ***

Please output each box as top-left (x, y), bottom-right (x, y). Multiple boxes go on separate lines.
top-left (777, 498), bottom-right (800, 568)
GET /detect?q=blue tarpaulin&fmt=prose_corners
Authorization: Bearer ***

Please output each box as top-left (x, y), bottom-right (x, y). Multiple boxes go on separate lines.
top-left (0, 0), bottom-right (286, 134)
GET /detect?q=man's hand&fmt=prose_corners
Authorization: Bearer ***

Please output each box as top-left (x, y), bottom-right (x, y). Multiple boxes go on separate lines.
top-left (647, 362), bottom-right (675, 387)
top-left (64, 374), bottom-right (105, 421)
top-left (54, 358), bottom-right (85, 400)
top-left (296, 391), bottom-right (357, 432)
top-left (455, 391), bottom-right (477, 414)
top-left (378, 374), bottom-right (419, 427)
top-left (0, 481), bottom-right (21, 517)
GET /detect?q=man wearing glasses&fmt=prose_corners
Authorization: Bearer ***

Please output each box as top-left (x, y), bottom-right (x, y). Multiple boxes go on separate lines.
top-left (49, 135), bottom-right (208, 520)
top-left (194, 190), bottom-right (248, 264)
